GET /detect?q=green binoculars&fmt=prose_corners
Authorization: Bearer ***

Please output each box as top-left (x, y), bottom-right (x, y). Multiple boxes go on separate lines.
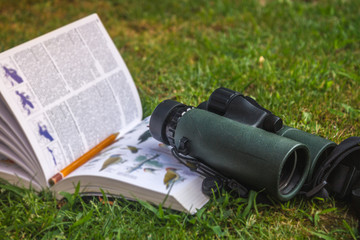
top-left (199, 87), bottom-right (337, 183)
top-left (149, 88), bottom-right (337, 201)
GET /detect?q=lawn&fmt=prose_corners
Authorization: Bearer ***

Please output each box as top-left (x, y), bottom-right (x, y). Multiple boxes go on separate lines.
top-left (0, 0), bottom-right (359, 239)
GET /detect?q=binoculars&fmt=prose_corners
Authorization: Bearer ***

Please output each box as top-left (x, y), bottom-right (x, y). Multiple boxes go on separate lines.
top-left (149, 88), bottom-right (339, 201)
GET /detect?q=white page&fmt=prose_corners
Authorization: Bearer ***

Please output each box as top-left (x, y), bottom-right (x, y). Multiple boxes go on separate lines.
top-left (0, 142), bottom-right (34, 176)
top-left (0, 14), bottom-right (142, 186)
top-left (54, 117), bottom-right (209, 213)
top-left (0, 98), bottom-right (38, 164)
top-left (63, 117), bottom-right (197, 193)
top-left (0, 159), bottom-right (42, 191)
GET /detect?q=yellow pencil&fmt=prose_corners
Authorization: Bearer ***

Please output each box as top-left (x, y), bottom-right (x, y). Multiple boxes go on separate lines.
top-left (48, 132), bottom-right (119, 186)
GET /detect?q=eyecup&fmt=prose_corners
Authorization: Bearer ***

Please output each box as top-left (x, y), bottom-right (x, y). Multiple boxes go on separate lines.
top-left (263, 114), bottom-right (283, 133)
top-left (149, 100), bottom-right (185, 145)
top-left (207, 87), bottom-right (240, 115)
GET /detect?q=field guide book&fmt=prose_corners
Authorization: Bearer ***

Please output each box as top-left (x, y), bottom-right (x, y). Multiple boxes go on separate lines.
top-left (0, 14), bottom-right (208, 214)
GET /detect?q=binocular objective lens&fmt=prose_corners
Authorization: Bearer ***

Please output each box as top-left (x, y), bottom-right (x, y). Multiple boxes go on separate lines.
top-left (279, 151), bottom-right (298, 193)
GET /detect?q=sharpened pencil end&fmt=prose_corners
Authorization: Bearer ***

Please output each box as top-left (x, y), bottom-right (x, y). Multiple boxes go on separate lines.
top-left (48, 172), bottom-right (63, 186)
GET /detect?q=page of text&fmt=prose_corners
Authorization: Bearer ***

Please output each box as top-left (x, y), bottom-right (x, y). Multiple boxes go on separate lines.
top-left (0, 14), bottom-right (142, 186)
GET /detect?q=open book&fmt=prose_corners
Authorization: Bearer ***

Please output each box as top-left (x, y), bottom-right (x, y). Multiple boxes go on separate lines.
top-left (0, 14), bottom-right (208, 214)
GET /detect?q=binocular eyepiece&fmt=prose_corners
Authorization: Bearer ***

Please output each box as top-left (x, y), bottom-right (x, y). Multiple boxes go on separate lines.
top-left (198, 87), bottom-right (283, 133)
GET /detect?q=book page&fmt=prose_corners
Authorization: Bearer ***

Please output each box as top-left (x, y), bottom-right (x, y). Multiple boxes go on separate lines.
top-left (0, 14), bottom-right (142, 186)
top-left (0, 109), bottom-right (37, 166)
top-left (0, 142), bottom-right (34, 176)
top-left (61, 117), bottom-right (205, 197)
top-left (0, 159), bottom-right (42, 191)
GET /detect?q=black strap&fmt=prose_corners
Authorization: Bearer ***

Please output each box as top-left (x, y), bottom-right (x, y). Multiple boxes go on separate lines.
top-left (305, 136), bottom-right (360, 231)
top-left (306, 137), bottom-right (360, 197)
top-left (171, 147), bottom-right (248, 197)
top-left (352, 188), bottom-right (360, 228)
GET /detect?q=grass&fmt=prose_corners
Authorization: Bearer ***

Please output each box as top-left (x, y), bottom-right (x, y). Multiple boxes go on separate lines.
top-left (0, 0), bottom-right (359, 239)
top-left (0, 183), bottom-right (357, 239)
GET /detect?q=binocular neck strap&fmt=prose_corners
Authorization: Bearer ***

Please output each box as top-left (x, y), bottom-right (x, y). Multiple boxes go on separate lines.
top-left (170, 147), bottom-right (248, 197)
top-left (306, 137), bottom-right (360, 227)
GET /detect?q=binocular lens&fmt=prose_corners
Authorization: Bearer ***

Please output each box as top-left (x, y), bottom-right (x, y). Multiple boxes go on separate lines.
top-left (279, 151), bottom-right (298, 192)
top-left (278, 148), bottom-right (308, 195)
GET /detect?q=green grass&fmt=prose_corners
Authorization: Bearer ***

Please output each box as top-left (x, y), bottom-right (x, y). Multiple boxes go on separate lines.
top-left (0, 0), bottom-right (359, 239)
